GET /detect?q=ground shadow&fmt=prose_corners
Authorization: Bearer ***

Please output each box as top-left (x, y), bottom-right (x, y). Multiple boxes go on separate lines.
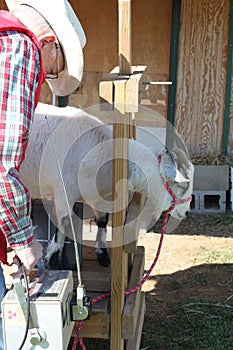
top-left (152, 211), bottom-right (233, 238)
top-left (141, 262), bottom-right (233, 349)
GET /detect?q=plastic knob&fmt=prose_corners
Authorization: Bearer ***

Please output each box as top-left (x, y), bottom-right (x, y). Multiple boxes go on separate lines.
top-left (29, 328), bottom-right (46, 346)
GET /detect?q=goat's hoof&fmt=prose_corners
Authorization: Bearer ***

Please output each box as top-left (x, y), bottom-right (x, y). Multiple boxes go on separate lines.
top-left (45, 252), bottom-right (62, 270)
top-left (97, 248), bottom-right (111, 267)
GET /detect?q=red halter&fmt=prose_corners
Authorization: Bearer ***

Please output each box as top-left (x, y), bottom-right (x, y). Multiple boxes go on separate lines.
top-left (157, 153), bottom-right (192, 212)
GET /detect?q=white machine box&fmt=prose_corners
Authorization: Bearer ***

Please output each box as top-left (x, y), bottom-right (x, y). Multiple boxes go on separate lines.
top-left (2, 269), bottom-right (74, 350)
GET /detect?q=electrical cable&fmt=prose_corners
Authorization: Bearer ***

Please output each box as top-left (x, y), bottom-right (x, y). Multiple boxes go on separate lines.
top-left (16, 263), bottom-right (30, 350)
top-left (45, 116), bottom-right (82, 287)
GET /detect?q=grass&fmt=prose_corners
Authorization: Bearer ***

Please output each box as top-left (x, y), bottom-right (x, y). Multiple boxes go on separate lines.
top-left (205, 250), bottom-right (233, 263)
top-left (141, 300), bottom-right (233, 350)
top-left (69, 298), bottom-right (233, 350)
top-left (140, 229), bottom-right (233, 350)
top-left (197, 246), bottom-right (233, 264)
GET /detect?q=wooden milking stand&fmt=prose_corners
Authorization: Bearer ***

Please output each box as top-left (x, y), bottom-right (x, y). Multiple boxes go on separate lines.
top-left (99, 1), bottom-right (147, 348)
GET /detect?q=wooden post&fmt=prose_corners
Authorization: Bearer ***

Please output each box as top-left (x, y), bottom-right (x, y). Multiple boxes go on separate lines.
top-left (118, 0), bottom-right (132, 75)
top-left (111, 1), bottom-right (132, 349)
top-left (99, 2), bottom-right (146, 348)
top-left (111, 81), bottom-right (129, 350)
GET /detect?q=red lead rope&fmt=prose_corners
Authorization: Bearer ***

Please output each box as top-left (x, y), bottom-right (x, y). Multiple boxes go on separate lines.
top-left (72, 157), bottom-right (192, 349)
top-left (72, 209), bottom-right (169, 350)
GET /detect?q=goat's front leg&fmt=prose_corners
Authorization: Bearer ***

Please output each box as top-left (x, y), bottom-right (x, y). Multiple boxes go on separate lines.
top-left (45, 214), bottom-right (70, 269)
top-left (45, 228), bottom-right (66, 269)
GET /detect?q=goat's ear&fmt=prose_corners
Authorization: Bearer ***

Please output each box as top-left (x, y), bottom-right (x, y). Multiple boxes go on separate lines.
top-left (160, 148), bottom-right (190, 183)
top-left (159, 148), bottom-right (176, 181)
top-left (170, 147), bottom-right (194, 181)
top-left (163, 165), bottom-right (190, 183)
top-left (175, 169), bottom-right (190, 183)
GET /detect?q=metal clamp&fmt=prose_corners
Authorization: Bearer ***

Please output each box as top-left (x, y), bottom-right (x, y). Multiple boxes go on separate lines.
top-left (71, 286), bottom-right (91, 321)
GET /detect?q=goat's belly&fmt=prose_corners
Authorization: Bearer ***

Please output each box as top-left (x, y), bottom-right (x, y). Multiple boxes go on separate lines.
top-left (20, 173), bottom-right (53, 200)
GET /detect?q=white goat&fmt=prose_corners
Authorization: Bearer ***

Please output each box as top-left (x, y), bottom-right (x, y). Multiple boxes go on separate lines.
top-left (19, 103), bottom-right (194, 267)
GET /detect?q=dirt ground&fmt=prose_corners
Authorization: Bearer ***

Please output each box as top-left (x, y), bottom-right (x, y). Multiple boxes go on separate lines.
top-left (140, 212), bottom-right (233, 320)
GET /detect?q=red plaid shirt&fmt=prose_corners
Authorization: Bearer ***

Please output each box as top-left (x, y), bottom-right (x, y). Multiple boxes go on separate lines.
top-left (0, 11), bottom-right (45, 263)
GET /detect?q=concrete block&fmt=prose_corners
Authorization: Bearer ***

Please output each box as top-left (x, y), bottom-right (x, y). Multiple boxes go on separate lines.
top-left (194, 165), bottom-right (229, 191)
top-left (190, 190), bottom-right (226, 214)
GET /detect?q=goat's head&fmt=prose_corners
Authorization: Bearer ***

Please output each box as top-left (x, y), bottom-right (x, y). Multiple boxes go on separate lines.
top-left (159, 147), bottom-right (194, 222)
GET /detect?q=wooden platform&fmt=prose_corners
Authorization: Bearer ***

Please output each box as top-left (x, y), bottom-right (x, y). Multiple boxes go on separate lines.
top-left (72, 243), bottom-right (146, 347)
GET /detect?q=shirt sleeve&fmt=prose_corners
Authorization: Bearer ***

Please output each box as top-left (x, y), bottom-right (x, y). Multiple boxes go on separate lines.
top-left (0, 31), bottom-right (41, 250)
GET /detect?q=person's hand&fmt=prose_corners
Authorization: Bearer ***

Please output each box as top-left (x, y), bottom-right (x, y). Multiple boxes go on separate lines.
top-left (14, 240), bottom-right (43, 274)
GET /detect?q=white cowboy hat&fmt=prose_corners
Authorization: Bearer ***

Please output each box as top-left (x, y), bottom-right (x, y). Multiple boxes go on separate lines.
top-left (6, 0), bottom-right (86, 96)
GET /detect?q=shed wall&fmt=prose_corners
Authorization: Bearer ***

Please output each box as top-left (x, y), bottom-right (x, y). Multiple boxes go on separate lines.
top-left (68, 0), bottom-right (172, 116)
top-left (1, 0), bottom-right (233, 159)
top-left (175, 0), bottom-right (230, 158)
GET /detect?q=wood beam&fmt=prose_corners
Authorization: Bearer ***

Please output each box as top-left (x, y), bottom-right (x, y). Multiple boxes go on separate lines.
top-left (111, 79), bottom-right (129, 350)
top-left (118, 0), bottom-right (132, 75)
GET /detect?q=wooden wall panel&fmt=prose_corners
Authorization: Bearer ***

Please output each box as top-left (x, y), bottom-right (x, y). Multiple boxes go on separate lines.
top-left (70, 0), bottom-right (118, 73)
top-left (175, 0), bottom-right (230, 158)
top-left (70, 0), bottom-right (172, 75)
top-left (229, 79), bottom-right (233, 156)
top-left (69, 0), bottom-right (172, 113)
top-left (1, 0), bottom-right (172, 117)
top-left (132, 0), bottom-right (172, 76)
top-left (132, 0), bottom-right (172, 116)
top-left (228, 38), bottom-right (233, 157)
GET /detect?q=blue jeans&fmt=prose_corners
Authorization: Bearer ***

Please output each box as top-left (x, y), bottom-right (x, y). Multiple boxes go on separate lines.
top-left (0, 265), bottom-right (6, 350)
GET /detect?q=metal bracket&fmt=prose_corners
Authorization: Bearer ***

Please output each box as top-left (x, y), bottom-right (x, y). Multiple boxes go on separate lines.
top-left (71, 286), bottom-right (91, 321)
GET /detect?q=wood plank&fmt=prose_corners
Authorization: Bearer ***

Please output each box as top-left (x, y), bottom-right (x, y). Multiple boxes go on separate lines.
top-left (99, 80), bottom-right (114, 110)
top-left (175, 0), bottom-right (230, 157)
top-left (111, 110), bottom-right (129, 349)
top-left (81, 241), bottom-right (112, 262)
top-left (124, 193), bottom-right (146, 253)
top-left (81, 271), bottom-right (111, 292)
top-left (126, 66), bottom-right (147, 113)
top-left (82, 244), bottom-right (97, 261)
top-left (126, 292), bottom-right (146, 350)
top-left (87, 292), bottom-right (110, 315)
top-left (118, 0), bottom-right (132, 75)
top-left (73, 270), bottom-right (111, 293)
top-left (82, 260), bottom-right (111, 275)
top-left (111, 77), bottom-right (130, 349)
top-left (80, 313), bottom-right (110, 339)
top-left (114, 79), bottom-right (128, 114)
top-left (122, 246), bottom-right (145, 339)
top-left (126, 78), bottom-right (139, 113)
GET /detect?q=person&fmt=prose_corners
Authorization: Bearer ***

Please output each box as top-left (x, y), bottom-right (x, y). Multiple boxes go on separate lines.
top-left (0, 0), bottom-right (86, 348)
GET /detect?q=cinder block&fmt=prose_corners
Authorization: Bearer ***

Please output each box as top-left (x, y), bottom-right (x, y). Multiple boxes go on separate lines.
top-left (194, 165), bottom-right (229, 191)
top-left (190, 190), bottom-right (226, 214)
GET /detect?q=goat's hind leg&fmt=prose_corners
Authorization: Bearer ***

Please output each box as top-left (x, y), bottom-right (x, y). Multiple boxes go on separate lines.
top-left (95, 212), bottom-right (110, 267)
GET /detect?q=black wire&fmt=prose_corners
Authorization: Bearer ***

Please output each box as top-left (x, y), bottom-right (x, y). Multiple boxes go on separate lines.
top-left (17, 264), bottom-right (30, 350)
